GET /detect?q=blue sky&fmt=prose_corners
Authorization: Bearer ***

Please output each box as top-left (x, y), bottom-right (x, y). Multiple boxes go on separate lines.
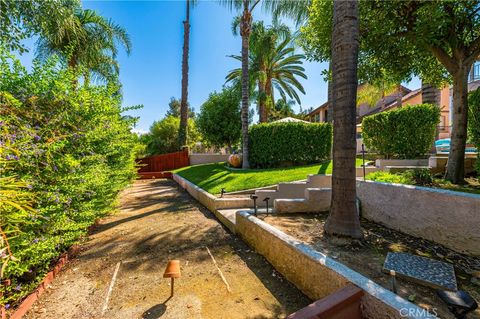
top-left (17, 0), bottom-right (420, 133)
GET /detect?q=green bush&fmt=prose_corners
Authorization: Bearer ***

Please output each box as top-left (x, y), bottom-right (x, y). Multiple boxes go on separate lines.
top-left (0, 52), bottom-right (139, 306)
top-left (366, 171), bottom-right (413, 184)
top-left (403, 168), bottom-right (433, 185)
top-left (248, 122), bottom-right (332, 168)
top-left (362, 104), bottom-right (440, 159)
top-left (367, 169), bottom-right (433, 186)
top-left (468, 88), bottom-right (480, 174)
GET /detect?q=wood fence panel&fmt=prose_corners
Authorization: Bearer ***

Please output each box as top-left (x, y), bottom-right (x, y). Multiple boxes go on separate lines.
top-left (137, 149), bottom-right (189, 172)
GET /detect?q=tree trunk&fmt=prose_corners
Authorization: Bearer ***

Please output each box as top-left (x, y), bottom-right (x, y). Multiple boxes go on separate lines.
top-left (324, 0), bottom-right (362, 239)
top-left (258, 80), bottom-right (267, 122)
top-left (68, 55), bottom-right (78, 88)
top-left (446, 67), bottom-right (469, 184)
top-left (240, 3), bottom-right (251, 169)
top-left (178, 0), bottom-right (190, 148)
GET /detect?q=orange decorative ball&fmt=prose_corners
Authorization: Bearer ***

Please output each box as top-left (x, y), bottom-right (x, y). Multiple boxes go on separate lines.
top-left (228, 154), bottom-right (242, 168)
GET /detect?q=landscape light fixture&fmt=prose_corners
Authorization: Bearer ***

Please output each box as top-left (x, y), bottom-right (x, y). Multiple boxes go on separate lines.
top-left (220, 188), bottom-right (226, 198)
top-left (250, 194), bottom-right (258, 216)
top-left (437, 290), bottom-right (478, 319)
top-left (263, 197), bottom-right (270, 216)
top-left (163, 260), bottom-right (181, 297)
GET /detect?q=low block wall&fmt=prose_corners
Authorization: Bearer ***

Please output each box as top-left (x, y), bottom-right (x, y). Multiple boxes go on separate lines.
top-left (172, 174), bottom-right (253, 211)
top-left (429, 156), bottom-right (477, 174)
top-left (189, 153), bottom-right (230, 166)
top-left (375, 159), bottom-right (428, 169)
top-left (236, 212), bottom-right (434, 319)
top-left (357, 180), bottom-right (480, 256)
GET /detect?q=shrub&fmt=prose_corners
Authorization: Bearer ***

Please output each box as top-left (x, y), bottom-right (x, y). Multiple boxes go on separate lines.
top-left (403, 168), bottom-right (433, 185)
top-left (248, 122), bottom-right (332, 168)
top-left (366, 171), bottom-right (413, 184)
top-left (468, 88), bottom-right (480, 174)
top-left (367, 169), bottom-right (433, 186)
top-left (362, 104), bottom-right (440, 159)
top-left (0, 52), bottom-right (139, 306)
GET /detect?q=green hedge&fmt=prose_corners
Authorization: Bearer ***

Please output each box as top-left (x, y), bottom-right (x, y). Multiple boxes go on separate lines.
top-left (362, 104), bottom-right (440, 159)
top-left (249, 122), bottom-right (332, 168)
top-left (468, 88), bottom-right (480, 174)
top-left (0, 51), bottom-right (139, 307)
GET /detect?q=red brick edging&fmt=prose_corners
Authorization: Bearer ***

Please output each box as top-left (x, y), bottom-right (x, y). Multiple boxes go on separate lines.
top-left (1, 245), bottom-right (79, 319)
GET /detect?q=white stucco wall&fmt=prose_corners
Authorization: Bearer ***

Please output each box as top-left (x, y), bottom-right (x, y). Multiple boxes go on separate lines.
top-left (357, 180), bottom-right (480, 256)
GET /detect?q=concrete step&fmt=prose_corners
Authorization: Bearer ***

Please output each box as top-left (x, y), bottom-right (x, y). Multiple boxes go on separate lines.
top-left (275, 187), bottom-right (332, 213)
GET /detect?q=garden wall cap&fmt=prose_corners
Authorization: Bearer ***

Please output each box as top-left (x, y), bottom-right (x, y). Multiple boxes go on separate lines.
top-left (163, 260), bottom-right (181, 278)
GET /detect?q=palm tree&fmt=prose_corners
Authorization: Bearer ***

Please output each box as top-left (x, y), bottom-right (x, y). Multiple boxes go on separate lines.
top-left (178, 0), bottom-right (195, 148)
top-left (222, 0), bottom-right (261, 168)
top-left (226, 23), bottom-right (307, 122)
top-left (36, 8), bottom-right (131, 84)
top-left (324, 0), bottom-right (362, 239)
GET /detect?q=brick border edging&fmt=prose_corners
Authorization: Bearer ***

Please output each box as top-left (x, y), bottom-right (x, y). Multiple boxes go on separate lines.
top-left (1, 245), bottom-right (79, 319)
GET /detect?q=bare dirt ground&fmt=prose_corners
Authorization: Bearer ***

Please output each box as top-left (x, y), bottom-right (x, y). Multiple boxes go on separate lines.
top-left (25, 179), bottom-right (310, 319)
top-left (261, 214), bottom-right (480, 319)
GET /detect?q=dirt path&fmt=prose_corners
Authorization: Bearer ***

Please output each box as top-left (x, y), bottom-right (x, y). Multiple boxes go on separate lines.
top-left (25, 180), bottom-right (310, 319)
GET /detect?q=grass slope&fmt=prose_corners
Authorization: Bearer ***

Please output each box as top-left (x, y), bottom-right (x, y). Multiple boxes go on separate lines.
top-left (174, 160), bottom-right (363, 195)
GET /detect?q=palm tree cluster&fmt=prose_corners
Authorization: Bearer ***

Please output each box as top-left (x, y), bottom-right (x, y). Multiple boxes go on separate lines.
top-left (36, 7), bottom-right (131, 85)
top-left (226, 21), bottom-right (307, 123)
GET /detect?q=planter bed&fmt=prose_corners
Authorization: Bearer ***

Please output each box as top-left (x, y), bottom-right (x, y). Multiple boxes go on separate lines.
top-left (260, 213), bottom-right (480, 319)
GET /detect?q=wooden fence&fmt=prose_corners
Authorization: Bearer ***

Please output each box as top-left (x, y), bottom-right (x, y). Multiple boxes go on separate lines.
top-left (137, 149), bottom-right (189, 173)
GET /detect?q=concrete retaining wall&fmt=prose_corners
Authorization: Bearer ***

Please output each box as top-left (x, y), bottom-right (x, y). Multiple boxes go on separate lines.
top-left (429, 156), bottom-right (477, 174)
top-left (357, 180), bottom-right (480, 256)
top-left (236, 212), bottom-right (435, 319)
top-left (173, 174), bottom-right (253, 211)
top-left (375, 159), bottom-right (428, 169)
top-left (189, 153), bottom-right (230, 166)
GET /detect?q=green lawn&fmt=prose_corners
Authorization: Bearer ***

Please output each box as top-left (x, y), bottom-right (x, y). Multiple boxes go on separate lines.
top-left (174, 159), bottom-right (363, 195)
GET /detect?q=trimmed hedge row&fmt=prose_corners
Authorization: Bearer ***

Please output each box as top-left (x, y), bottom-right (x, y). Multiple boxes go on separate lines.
top-left (249, 122), bottom-right (332, 168)
top-left (362, 104), bottom-right (440, 159)
top-left (468, 88), bottom-right (480, 174)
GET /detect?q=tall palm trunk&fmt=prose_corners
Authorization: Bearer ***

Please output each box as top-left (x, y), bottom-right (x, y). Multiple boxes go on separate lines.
top-left (68, 55), bottom-right (79, 88)
top-left (178, 0), bottom-right (190, 149)
top-left (258, 79), bottom-right (268, 122)
top-left (240, 1), bottom-right (252, 168)
top-left (324, 0), bottom-right (362, 239)
top-left (446, 66), bottom-right (469, 184)
top-left (327, 61), bottom-right (333, 122)
top-left (265, 78), bottom-right (273, 120)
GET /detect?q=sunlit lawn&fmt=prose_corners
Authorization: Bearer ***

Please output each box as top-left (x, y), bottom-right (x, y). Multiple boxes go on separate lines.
top-left (174, 159), bottom-right (363, 195)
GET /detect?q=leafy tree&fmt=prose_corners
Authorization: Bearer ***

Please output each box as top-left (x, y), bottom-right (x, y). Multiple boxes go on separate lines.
top-left (227, 22), bottom-right (307, 123)
top-left (324, 0), bottom-right (362, 239)
top-left (0, 0), bottom-right (79, 53)
top-left (302, 0), bottom-right (479, 184)
top-left (165, 97), bottom-right (195, 118)
top-left (145, 116), bottom-right (201, 155)
top-left (222, 0), bottom-right (262, 168)
top-left (196, 87), bottom-right (242, 152)
top-left (36, 8), bottom-right (131, 84)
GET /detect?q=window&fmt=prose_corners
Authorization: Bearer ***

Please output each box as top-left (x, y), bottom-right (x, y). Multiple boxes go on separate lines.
top-left (470, 61), bottom-right (480, 81)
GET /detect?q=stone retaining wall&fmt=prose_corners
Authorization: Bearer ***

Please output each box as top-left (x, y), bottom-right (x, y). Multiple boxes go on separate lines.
top-left (357, 180), bottom-right (480, 256)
